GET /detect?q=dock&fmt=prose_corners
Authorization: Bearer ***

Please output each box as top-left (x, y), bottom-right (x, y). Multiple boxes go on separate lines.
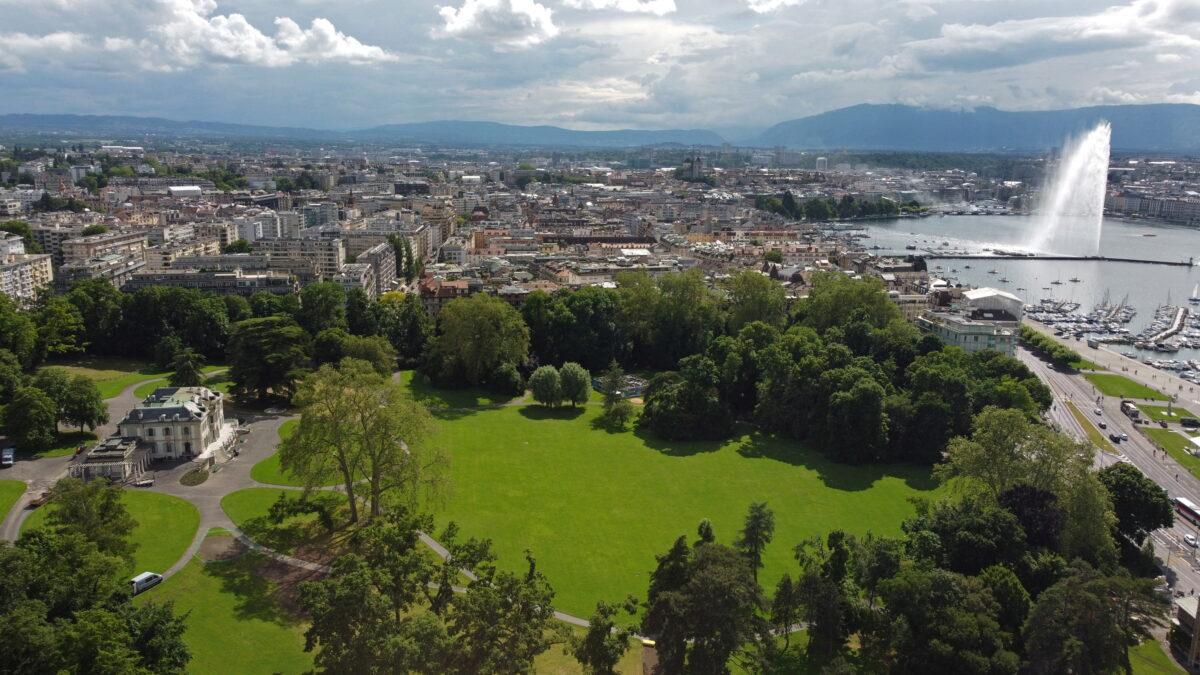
top-left (922, 254), bottom-right (1194, 267)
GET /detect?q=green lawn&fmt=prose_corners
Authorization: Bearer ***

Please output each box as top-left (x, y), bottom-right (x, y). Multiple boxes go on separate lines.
top-left (1139, 405), bottom-right (1197, 423)
top-left (1130, 639), bottom-right (1185, 674)
top-left (1067, 402), bottom-right (1118, 455)
top-left (1144, 428), bottom-right (1200, 480)
top-left (250, 419), bottom-right (340, 488)
top-left (138, 531), bottom-right (313, 674)
top-left (1070, 357), bottom-right (1104, 371)
top-left (221, 488), bottom-right (347, 558)
top-left (133, 367), bottom-right (230, 400)
top-left (426, 403), bottom-right (941, 617)
top-left (0, 479), bottom-right (25, 524)
top-left (23, 488), bottom-right (200, 574)
top-left (41, 357), bottom-right (168, 399)
top-left (1084, 373), bottom-right (1169, 401)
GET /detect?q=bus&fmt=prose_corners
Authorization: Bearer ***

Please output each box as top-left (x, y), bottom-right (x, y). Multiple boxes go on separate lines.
top-left (1120, 400), bottom-right (1141, 421)
top-left (1174, 497), bottom-right (1200, 526)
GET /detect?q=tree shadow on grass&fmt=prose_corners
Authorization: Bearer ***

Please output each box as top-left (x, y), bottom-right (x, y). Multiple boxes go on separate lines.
top-left (517, 405), bottom-right (586, 421)
top-left (402, 372), bottom-right (517, 415)
top-left (632, 426), bottom-right (727, 457)
top-left (205, 551), bottom-right (316, 626)
top-left (736, 432), bottom-right (939, 493)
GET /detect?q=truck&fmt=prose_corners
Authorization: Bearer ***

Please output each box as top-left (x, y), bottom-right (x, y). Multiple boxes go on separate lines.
top-left (1120, 400), bottom-right (1141, 421)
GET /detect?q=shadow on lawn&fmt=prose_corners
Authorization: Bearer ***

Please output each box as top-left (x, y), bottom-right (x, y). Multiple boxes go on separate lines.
top-left (736, 432), bottom-right (938, 492)
top-left (205, 551), bottom-right (315, 626)
top-left (402, 372), bottom-right (517, 416)
top-left (517, 405), bottom-right (585, 421)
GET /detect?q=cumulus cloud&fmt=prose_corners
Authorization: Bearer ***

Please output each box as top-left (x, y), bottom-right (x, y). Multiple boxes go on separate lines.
top-left (436, 0), bottom-right (559, 48)
top-left (745, 0), bottom-right (805, 13)
top-left (0, 0), bottom-right (397, 71)
top-left (0, 31), bottom-right (86, 71)
top-left (563, 0), bottom-right (675, 15)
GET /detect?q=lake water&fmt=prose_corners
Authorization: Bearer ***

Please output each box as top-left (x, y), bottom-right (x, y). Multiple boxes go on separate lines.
top-left (855, 215), bottom-right (1200, 359)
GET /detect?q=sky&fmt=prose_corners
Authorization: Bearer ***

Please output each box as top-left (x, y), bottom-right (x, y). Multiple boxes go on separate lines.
top-left (1, 0), bottom-right (1199, 134)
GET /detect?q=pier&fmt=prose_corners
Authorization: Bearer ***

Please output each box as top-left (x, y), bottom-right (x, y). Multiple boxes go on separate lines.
top-left (922, 254), bottom-right (1194, 267)
top-left (1149, 307), bottom-right (1189, 344)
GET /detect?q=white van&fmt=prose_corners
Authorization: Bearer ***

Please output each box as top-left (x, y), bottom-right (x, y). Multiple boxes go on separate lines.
top-left (130, 572), bottom-right (163, 595)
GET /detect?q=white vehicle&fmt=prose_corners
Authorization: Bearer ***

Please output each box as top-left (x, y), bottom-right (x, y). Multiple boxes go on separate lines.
top-left (1094, 407), bottom-right (1103, 415)
top-left (130, 571), bottom-right (163, 595)
top-left (1186, 534), bottom-right (1198, 548)
top-left (1, 446), bottom-right (14, 467)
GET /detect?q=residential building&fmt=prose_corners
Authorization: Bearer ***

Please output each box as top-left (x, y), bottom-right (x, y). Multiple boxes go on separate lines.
top-left (56, 252), bottom-right (146, 291)
top-left (334, 262), bottom-right (377, 300)
top-left (1173, 596), bottom-right (1200, 669)
top-left (144, 237), bottom-right (222, 271)
top-left (0, 234), bottom-right (54, 303)
top-left (916, 287), bottom-right (1022, 355)
top-left (358, 241), bottom-right (397, 297)
top-left (116, 386), bottom-right (232, 461)
top-left (61, 230), bottom-right (148, 265)
top-left (31, 223), bottom-right (86, 266)
top-left (253, 236), bottom-right (344, 281)
top-left (123, 268), bottom-right (296, 296)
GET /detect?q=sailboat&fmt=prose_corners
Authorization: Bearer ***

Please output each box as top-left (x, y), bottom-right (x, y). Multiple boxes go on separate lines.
top-left (1190, 284), bottom-right (1200, 305)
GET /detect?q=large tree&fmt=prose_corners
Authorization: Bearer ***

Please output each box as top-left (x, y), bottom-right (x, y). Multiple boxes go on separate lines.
top-left (62, 375), bottom-right (108, 432)
top-left (528, 365), bottom-right (562, 407)
top-left (573, 600), bottom-right (636, 675)
top-left (168, 348), bottom-right (205, 387)
top-left (296, 282), bottom-right (347, 336)
top-left (46, 477), bottom-right (137, 561)
top-left (429, 293), bottom-right (529, 386)
top-left (6, 386), bottom-right (58, 449)
top-left (725, 269), bottom-right (787, 331)
top-left (281, 359), bottom-right (442, 522)
top-left (735, 501), bottom-right (775, 582)
top-left (1097, 463), bottom-right (1173, 545)
top-left (226, 315), bottom-right (312, 401)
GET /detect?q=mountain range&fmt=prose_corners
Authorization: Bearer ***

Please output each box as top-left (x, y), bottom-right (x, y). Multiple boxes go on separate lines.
top-left (3, 104), bottom-right (1200, 151)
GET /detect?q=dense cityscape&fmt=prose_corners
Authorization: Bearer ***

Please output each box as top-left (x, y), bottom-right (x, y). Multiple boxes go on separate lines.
top-left (5, 0), bottom-right (1200, 673)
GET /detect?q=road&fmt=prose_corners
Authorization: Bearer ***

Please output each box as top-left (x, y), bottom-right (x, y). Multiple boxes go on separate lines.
top-left (1019, 346), bottom-right (1200, 594)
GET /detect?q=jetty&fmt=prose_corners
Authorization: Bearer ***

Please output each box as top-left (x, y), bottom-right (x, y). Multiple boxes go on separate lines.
top-left (922, 253), bottom-right (1194, 267)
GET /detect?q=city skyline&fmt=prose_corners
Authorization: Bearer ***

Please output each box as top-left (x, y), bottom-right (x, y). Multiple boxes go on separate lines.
top-left (1, 0), bottom-right (1199, 133)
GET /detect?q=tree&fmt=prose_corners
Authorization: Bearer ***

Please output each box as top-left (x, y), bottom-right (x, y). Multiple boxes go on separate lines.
top-left (1097, 463), bottom-right (1173, 545)
top-left (35, 295), bottom-right (85, 360)
top-left (725, 269), bottom-right (787, 331)
top-left (0, 349), bottom-right (24, 404)
top-left (529, 365), bottom-right (562, 407)
top-left (226, 315), bottom-right (312, 401)
top-left (572, 600), bottom-right (637, 675)
top-left (66, 279), bottom-right (125, 356)
top-left (32, 366), bottom-right (72, 428)
top-left (801, 272), bottom-right (900, 333)
top-left (5, 386), bottom-right (57, 449)
top-left (377, 293), bottom-right (433, 367)
top-left (559, 362), bottom-right (591, 407)
top-left (223, 238), bottom-right (252, 254)
top-left (0, 293), bottom-right (37, 367)
top-left (640, 355), bottom-right (732, 441)
top-left (46, 478), bottom-right (137, 561)
top-left (429, 294), bottom-right (529, 386)
top-left (62, 375), bottom-right (107, 432)
top-left (345, 287), bottom-right (376, 336)
top-left (0, 219), bottom-right (41, 252)
top-left (168, 348), bottom-right (205, 387)
top-left (735, 502), bottom-right (775, 582)
top-left (282, 359), bottom-right (443, 521)
top-left (297, 282), bottom-right (347, 336)
top-left (80, 224), bottom-right (107, 236)
top-left (979, 565), bottom-right (1031, 638)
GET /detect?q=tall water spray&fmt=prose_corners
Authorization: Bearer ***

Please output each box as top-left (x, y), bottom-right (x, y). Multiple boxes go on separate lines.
top-left (1025, 122), bottom-right (1111, 255)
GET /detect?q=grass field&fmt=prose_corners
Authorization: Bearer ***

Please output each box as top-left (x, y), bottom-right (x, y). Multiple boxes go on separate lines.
top-left (1084, 373), bottom-right (1169, 401)
top-left (1130, 639), bottom-right (1185, 674)
top-left (424, 402), bottom-right (941, 617)
top-left (1070, 357), bottom-right (1105, 371)
top-left (1139, 405), bottom-right (1198, 423)
top-left (1067, 402), bottom-right (1118, 455)
top-left (221, 488), bottom-right (347, 559)
top-left (41, 357), bottom-right (168, 399)
top-left (23, 488), bottom-right (199, 574)
top-left (1144, 428), bottom-right (1200, 480)
top-left (249, 419), bottom-right (341, 488)
top-left (138, 530), bottom-right (314, 674)
top-left (0, 479), bottom-right (25, 524)
top-left (397, 370), bottom-right (524, 409)
top-left (26, 430), bottom-right (97, 458)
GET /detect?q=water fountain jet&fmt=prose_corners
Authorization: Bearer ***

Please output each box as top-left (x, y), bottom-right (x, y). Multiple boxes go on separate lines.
top-left (1026, 122), bottom-right (1111, 256)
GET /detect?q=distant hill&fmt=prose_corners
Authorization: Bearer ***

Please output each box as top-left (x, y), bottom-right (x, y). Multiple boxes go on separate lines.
top-left (756, 103), bottom-right (1200, 152)
top-left (0, 113), bottom-right (725, 148)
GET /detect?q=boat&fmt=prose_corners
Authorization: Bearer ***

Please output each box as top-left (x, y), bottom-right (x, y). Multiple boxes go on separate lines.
top-left (1016, 287), bottom-right (1026, 291)
top-left (964, 265), bottom-right (971, 269)
top-left (1068, 277), bottom-right (1081, 283)
top-left (999, 277), bottom-right (1010, 283)
top-left (1051, 279), bottom-right (1063, 285)
top-left (905, 244), bottom-right (917, 250)
top-left (1190, 284), bottom-right (1200, 305)
top-left (988, 269), bottom-right (998, 275)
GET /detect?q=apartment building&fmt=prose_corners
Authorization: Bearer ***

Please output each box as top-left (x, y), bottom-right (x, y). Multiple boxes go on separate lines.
top-left (0, 234), bottom-right (54, 303)
top-left (253, 236), bottom-right (344, 280)
top-left (31, 223), bottom-right (86, 266)
top-left (358, 241), bottom-right (397, 297)
top-left (123, 268), bottom-right (297, 296)
top-left (62, 230), bottom-right (148, 265)
top-left (334, 262), bottom-right (377, 300)
top-left (56, 252), bottom-right (146, 291)
top-left (144, 238), bottom-right (222, 271)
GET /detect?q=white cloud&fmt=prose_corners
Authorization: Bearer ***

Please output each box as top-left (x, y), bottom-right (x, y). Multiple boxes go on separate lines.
top-left (563, 0), bottom-right (675, 15)
top-left (1156, 53), bottom-right (1184, 63)
top-left (745, 0), bottom-right (805, 13)
top-left (436, 0), bottom-right (559, 48)
top-left (0, 31), bottom-right (86, 71)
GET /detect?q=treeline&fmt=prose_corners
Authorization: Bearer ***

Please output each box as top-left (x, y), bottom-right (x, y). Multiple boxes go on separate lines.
top-left (1019, 324), bottom-right (1082, 368)
top-left (753, 192), bottom-right (916, 221)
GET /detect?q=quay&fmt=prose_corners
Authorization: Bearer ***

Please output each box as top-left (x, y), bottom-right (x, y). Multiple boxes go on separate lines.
top-left (923, 254), bottom-right (1194, 267)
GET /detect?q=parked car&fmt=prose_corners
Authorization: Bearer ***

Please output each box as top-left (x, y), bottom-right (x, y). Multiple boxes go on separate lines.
top-left (1098, 421), bottom-right (1107, 429)
top-left (1186, 534), bottom-right (1198, 548)
top-left (1, 446), bottom-right (14, 467)
top-left (1094, 407), bottom-right (1103, 415)
top-left (130, 572), bottom-right (163, 595)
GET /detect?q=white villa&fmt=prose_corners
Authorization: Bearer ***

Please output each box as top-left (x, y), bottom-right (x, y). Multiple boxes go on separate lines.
top-left (72, 386), bottom-right (236, 481)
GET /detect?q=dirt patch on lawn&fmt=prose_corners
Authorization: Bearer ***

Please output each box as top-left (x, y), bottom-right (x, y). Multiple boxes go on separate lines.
top-left (257, 558), bottom-right (325, 615)
top-left (198, 535), bottom-right (248, 562)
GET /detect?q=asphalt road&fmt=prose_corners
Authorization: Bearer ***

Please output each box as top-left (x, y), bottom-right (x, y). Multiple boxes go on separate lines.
top-left (1018, 346), bottom-right (1200, 594)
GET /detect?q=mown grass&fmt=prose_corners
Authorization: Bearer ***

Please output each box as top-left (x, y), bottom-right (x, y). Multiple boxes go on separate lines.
top-left (0, 479), bottom-right (25, 524)
top-left (221, 487), bottom-right (347, 558)
top-left (425, 402), bottom-right (941, 618)
top-left (1130, 639), bottom-right (1185, 674)
top-left (26, 430), bottom-right (96, 459)
top-left (1139, 405), bottom-right (1197, 423)
top-left (1144, 428), bottom-right (1200, 481)
top-left (249, 420), bottom-right (339, 488)
top-left (1084, 373), bottom-right (1169, 401)
top-left (1066, 402), bottom-right (1118, 455)
top-left (23, 488), bottom-right (199, 575)
top-left (137, 531), bottom-right (313, 675)
top-left (132, 366), bottom-right (229, 400)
